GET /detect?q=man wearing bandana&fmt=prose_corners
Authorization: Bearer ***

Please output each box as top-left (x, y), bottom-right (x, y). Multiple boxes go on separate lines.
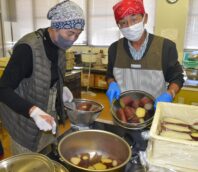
top-left (106, 0), bottom-right (184, 107)
top-left (0, 0), bottom-right (84, 154)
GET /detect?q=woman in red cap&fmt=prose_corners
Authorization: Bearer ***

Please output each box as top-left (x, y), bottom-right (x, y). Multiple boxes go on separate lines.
top-left (106, 0), bottom-right (184, 108)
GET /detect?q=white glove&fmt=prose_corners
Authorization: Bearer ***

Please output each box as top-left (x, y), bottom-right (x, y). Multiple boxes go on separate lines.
top-left (62, 86), bottom-right (73, 102)
top-left (30, 107), bottom-right (56, 134)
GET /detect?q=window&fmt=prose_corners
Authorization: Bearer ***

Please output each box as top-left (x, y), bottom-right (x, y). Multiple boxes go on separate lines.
top-left (184, 0), bottom-right (198, 49)
top-left (0, 0), bottom-right (156, 53)
top-left (88, 0), bottom-right (120, 46)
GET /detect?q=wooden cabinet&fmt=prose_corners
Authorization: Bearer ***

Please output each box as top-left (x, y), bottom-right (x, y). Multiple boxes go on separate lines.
top-left (81, 71), bottom-right (107, 90)
top-left (64, 71), bottom-right (81, 98)
top-left (81, 73), bottom-right (94, 88)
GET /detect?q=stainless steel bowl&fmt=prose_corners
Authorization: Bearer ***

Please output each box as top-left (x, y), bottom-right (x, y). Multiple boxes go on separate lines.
top-left (0, 153), bottom-right (55, 172)
top-left (58, 130), bottom-right (131, 172)
top-left (64, 99), bottom-right (104, 129)
top-left (111, 90), bottom-right (155, 130)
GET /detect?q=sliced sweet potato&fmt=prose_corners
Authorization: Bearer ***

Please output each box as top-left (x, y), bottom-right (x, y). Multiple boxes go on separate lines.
top-left (136, 107), bottom-right (146, 118)
top-left (93, 162), bottom-right (107, 170)
top-left (160, 130), bottom-right (192, 140)
top-left (191, 132), bottom-right (198, 141)
top-left (191, 122), bottom-right (198, 130)
top-left (163, 117), bottom-right (189, 127)
top-left (162, 123), bottom-right (191, 133)
top-left (70, 156), bottom-right (81, 165)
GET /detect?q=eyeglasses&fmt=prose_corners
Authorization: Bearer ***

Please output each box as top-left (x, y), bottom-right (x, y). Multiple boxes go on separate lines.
top-left (117, 14), bottom-right (144, 29)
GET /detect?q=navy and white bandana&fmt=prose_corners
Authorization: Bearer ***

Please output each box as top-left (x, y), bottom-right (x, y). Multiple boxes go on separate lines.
top-left (47, 0), bottom-right (85, 30)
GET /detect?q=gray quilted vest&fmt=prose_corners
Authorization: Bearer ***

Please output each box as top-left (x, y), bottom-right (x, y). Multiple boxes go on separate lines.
top-left (0, 28), bottom-right (66, 151)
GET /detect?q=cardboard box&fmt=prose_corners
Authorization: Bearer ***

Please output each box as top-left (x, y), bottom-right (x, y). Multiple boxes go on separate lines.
top-left (147, 102), bottom-right (198, 172)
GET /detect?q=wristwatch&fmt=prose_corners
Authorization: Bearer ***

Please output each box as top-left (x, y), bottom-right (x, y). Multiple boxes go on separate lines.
top-left (166, 0), bottom-right (178, 4)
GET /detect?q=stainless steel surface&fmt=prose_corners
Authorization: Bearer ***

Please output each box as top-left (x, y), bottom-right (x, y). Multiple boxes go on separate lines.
top-left (58, 130), bottom-right (132, 172)
top-left (111, 90), bottom-right (155, 130)
top-left (53, 160), bottom-right (69, 172)
top-left (64, 99), bottom-right (104, 130)
top-left (185, 68), bottom-right (198, 80)
top-left (0, 153), bottom-right (55, 172)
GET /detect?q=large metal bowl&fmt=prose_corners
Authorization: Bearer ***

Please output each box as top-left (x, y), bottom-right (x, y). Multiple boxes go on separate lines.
top-left (64, 99), bottom-right (104, 129)
top-left (111, 90), bottom-right (155, 130)
top-left (58, 130), bottom-right (131, 172)
top-left (0, 153), bottom-right (55, 172)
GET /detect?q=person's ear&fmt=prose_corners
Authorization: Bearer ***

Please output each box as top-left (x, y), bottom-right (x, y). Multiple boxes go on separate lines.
top-left (143, 13), bottom-right (148, 24)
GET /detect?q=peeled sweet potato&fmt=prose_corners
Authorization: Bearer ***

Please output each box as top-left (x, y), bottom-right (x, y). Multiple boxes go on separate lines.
top-left (144, 103), bottom-right (153, 111)
top-left (136, 107), bottom-right (146, 118)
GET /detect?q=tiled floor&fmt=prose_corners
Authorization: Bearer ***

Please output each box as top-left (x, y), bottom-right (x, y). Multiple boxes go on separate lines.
top-left (0, 90), bottom-right (111, 160)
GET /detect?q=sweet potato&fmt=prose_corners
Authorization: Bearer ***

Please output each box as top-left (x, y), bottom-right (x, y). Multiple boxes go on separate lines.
top-left (160, 130), bottom-right (192, 140)
top-left (93, 162), bottom-right (107, 170)
top-left (70, 156), bottom-right (81, 165)
top-left (162, 123), bottom-right (191, 133)
top-left (116, 108), bottom-right (127, 123)
top-left (130, 115), bottom-right (140, 123)
top-left (101, 158), bottom-right (113, 168)
top-left (89, 153), bottom-right (102, 165)
top-left (123, 106), bottom-right (136, 121)
top-left (163, 117), bottom-right (189, 127)
top-left (131, 99), bottom-right (140, 109)
top-left (136, 107), bottom-right (146, 118)
top-left (119, 96), bottom-right (134, 108)
top-left (191, 122), bottom-right (198, 130)
top-left (79, 153), bottom-right (90, 168)
top-left (144, 103), bottom-right (153, 111)
top-left (77, 102), bottom-right (92, 111)
top-left (140, 96), bottom-right (152, 107)
top-left (191, 132), bottom-right (198, 141)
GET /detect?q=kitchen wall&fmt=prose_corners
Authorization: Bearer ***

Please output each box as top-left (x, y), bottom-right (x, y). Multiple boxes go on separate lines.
top-left (155, 0), bottom-right (190, 62)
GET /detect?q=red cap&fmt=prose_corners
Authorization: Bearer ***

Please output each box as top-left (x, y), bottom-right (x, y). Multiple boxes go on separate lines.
top-left (113, 0), bottom-right (145, 22)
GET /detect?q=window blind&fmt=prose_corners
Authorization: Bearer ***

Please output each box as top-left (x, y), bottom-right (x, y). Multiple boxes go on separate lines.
top-left (184, 0), bottom-right (198, 49)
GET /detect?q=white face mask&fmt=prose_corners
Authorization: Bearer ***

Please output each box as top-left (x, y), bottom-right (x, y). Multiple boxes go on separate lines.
top-left (120, 19), bottom-right (145, 41)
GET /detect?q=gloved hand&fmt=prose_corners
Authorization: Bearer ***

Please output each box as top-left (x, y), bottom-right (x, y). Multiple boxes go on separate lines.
top-left (106, 82), bottom-right (121, 104)
top-left (154, 92), bottom-right (173, 109)
top-left (30, 107), bottom-right (56, 134)
top-left (62, 86), bottom-right (73, 102)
